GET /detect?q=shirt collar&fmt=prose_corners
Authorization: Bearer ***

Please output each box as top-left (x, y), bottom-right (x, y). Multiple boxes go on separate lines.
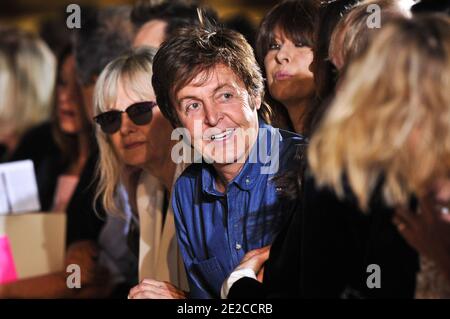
top-left (201, 164), bottom-right (223, 197)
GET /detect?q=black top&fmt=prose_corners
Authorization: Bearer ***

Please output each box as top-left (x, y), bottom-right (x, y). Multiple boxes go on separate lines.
top-left (10, 122), bottom-right (105, 247)
top-left (0, 143), bottom-right (7, 162)
top-left (229, 172), bottom-right (419, 299)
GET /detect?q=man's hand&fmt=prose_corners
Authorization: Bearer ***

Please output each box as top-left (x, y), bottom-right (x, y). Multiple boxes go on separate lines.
top-left (236, 245), bottom-right (271, 283)
top-left (128, 279), bottom-right (187, 299)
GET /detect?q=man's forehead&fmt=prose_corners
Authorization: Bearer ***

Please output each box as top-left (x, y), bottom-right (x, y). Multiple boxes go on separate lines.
top-left (177, 64), bottom-right (243, 95)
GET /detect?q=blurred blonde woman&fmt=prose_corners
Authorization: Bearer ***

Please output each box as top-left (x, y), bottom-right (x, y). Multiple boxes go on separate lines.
top-left (0, 26), bottom-right (55, 159)
top-left (309, 15), bottom-right (450, 298)
top-left (94, 46), bottom-right (188, 299)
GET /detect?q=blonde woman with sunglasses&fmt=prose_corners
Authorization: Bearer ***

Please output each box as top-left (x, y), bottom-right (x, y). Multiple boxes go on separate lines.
top-left (94, 47), bottom-right (188, 299)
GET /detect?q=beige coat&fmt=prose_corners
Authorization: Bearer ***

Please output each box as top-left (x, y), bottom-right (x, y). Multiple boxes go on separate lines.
top-left (135, 164), bottom-right (188, 291)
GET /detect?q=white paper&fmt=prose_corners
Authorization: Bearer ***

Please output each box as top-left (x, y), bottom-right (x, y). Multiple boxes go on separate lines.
top-left (0, 173), bottom-right (9, 215)
top-left (0, 160), bottom-right (41, 214)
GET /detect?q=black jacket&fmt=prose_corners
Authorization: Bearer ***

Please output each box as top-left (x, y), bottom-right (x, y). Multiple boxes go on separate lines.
top-left (229, 173), bottom-right (419, 299)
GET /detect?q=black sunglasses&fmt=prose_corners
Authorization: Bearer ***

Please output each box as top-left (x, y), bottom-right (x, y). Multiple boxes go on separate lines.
top-left (94, 101), bottom-right (157, 134)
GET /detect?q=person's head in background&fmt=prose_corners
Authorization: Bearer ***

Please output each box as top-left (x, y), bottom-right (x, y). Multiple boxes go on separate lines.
top-left (74, 6), bottom-right (134, 120)
top-left (0, 26), bottom-right (56, 158)
top-left (308, 15), bottom-right (450, 211)
top-left (131, 0), bottom-right (218, 48)
top-left (51, 45), bottom-right (92, 165)
top-left (256, 0), bottom-right (319, 135)
top-left (305, 0), bottom-right (358, 136)
top-left (271, 0), bottom-right (359, 190)
top-left (329, 0), bottom-right (411, 71)
top-left (39, 14), bottom-right (72, 58)
top-left (94, 47), bottom-right (173, 215)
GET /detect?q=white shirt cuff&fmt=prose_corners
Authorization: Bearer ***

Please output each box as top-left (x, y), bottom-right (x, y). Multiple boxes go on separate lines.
top-left (220, 268), bottom-right (257, 299)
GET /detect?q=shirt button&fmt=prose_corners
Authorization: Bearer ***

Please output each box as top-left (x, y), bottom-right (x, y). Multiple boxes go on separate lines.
top-left (245, 177), bottom-right (250, 184)
top-left (235, 243), bottom-right (242, 250)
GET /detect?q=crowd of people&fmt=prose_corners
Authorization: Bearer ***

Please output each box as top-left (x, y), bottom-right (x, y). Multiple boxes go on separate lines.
top-left (0, 0), bottom-right (449, 299)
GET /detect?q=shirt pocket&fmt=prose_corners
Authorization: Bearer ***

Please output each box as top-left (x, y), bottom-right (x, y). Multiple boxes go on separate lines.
top-left (191, 256), bottom-right (227, 297)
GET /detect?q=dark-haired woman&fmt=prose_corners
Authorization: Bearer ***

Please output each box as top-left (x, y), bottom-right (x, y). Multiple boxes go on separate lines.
top-left (256, 0), bottom-right (318, 135)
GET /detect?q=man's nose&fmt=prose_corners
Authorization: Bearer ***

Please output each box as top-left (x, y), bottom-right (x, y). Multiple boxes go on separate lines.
top-left (203, 102), bottom-right (222, 127)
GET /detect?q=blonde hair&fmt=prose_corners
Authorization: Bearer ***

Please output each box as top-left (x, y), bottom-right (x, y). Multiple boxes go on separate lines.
top-left (308, 15), bottom-right (450, 210)
top-left (94, 46), bottom-right (157, 216)
top-left (0, 27), bottom-right (56, 142)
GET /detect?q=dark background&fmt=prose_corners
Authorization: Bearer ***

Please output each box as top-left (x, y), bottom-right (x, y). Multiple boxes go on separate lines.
top-left (0, 0), bottom-right (282, 31)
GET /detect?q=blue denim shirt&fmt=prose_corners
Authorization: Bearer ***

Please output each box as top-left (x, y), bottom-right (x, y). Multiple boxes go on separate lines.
top-left (172, 122), bottom-right (305, 298)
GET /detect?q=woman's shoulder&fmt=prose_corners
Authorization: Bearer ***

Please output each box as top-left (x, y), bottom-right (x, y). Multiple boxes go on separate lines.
top-left (21, 122), bottom-right (54, 143)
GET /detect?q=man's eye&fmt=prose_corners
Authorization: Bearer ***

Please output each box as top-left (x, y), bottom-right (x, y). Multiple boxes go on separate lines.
top-left (295, 42), bottom-right (306, 48)
top-left (186, 102), bottom-right (200, 112)
top-left (217, 92), bottom-right (233, 102)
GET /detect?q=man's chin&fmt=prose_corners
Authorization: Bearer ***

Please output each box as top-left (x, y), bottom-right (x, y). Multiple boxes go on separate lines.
top-left (203, 152), bottom-right (247, 165)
